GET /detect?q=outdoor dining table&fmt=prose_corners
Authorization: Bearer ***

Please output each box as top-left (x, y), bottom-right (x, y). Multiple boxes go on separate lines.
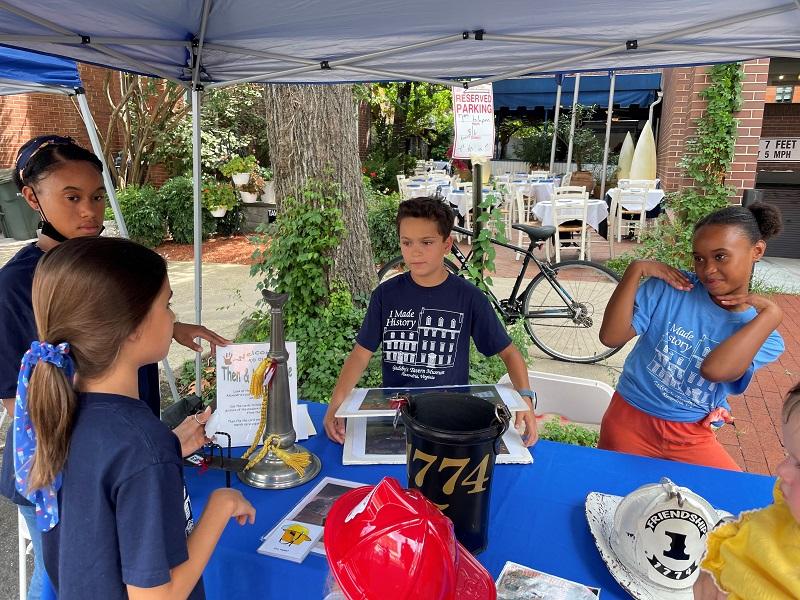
top-left (445, 187), bottom-right (499, 216)
top-left (186, 402), bottom-right (774, 600)
top-left (532, 198), bottom-right (610, 231)
top-left (606, 187), bottom-right (666, 212)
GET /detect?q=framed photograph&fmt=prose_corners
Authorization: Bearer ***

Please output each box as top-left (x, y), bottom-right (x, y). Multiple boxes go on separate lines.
top-left (260, 477), bottom-right (367, 557)
top-left (335, 384), bottom-right (529, 418)
top-left (496, 561), bottom-right (600, 599)
top-left (342, 417), bottom-right (532, 465)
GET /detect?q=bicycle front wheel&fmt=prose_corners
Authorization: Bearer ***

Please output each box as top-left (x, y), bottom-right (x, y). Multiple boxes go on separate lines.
top-left (523, 260), bottom-right (621, 363)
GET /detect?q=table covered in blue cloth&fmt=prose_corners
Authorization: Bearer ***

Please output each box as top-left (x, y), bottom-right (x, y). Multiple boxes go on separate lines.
top-left (186, 402), bottom-right (775, 600)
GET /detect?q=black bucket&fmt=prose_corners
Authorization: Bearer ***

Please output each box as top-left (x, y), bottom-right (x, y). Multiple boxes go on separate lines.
top-left (398, 392), bottom-right (510, 554)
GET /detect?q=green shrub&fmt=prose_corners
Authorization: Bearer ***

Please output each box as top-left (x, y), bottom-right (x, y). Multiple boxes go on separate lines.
top-left (116, 184), bottom-right (166, 248)
top-left (366, 187), bottom-right (401, 265)
top-left (157, 176), bottom-right (217, 244)
top-left (539, 420), bottom-right (599, 447)
top-left (216, 204), bottom-right (244, 237)
top-left (220, 155), bottom-right (258, 177)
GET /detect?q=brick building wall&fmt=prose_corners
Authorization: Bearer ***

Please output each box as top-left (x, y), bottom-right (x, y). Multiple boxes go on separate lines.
top-left (758, 102), bottom-right (800, 174)
top-left (0, 64), bottom-right (120, 168)
top-left (656, 59), bottom-right (769, 202)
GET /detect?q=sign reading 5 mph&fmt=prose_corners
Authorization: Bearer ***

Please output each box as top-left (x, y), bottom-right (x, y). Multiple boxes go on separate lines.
top-left (759, 138), bottom-right (800, 161)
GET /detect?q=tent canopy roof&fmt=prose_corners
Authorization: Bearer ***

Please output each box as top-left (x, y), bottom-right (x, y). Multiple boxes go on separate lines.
top-left (0, 0), bottom-right (798, 88)
top-left (0, 45), bottom-right (81, 96)
top-left (493, 73), bottom-right (662, 111)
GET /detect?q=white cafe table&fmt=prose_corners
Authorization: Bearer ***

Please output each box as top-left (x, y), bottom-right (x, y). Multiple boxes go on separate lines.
top-left (533, 199), bottom-right (609, 231)
top-left (606, 188), bottom-right (665, 211)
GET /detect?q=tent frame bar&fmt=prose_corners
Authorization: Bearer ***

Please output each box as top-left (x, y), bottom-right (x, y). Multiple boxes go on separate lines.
top-left (0, 0), bottom-right (182, 83)
top-left (207, 32), bottom-right (465, 88)
top-left (469, 2), bottom-right (799, 86)
top-left (191, 0), bottom-right (211, 87)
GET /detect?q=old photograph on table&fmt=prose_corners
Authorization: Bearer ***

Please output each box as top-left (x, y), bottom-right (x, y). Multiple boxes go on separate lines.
top-left (263, 476), bottom-right (366, 557)
top-left (336, 384), bottom-right (528, 418)
top-left (343, 417), bottom-right (532, 465)
top-left (495, 561), bottom-right (600, 599)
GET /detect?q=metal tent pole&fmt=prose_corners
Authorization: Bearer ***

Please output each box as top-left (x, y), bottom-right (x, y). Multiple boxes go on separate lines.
top-left (549, 74), bottom-right (562, 174)
top-left (600, 72), bottom-right (616, 201)
top-left (565, 73), bottom-right (581, 177)
top-left (191, 88), bottom-right (203, 397)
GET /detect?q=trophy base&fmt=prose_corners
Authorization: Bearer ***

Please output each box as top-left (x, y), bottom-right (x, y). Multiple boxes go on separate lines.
top-left (237, 446), bottom-right (322, 489)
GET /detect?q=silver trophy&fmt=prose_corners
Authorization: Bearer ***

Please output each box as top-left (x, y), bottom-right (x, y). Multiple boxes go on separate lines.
top-left (238, 290), bottom-right (321, 489)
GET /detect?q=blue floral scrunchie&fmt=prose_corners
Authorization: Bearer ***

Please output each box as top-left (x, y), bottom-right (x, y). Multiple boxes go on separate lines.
top-left (14, 341), bottom-right (75, 531)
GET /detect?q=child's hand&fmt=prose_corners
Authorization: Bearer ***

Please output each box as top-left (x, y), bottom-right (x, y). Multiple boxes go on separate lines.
top-left (715, 293), bottom-right (780, 315)
top-left (324, 402), bottom-right (346, 444)
top-left (515, 408), bottom-right (538, 447)
top-left (631, 260), bottom-right (693, 291)
top-left (173, 322), bottom-right (232, 354)
top-left (693, 571), bottom-right (728, 599)
top-left (211, 488), bottom-right (256, 526)
top-left (173, 407), bottom-right (212, 457)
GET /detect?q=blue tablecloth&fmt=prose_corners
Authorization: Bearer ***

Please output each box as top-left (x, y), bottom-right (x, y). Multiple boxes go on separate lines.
top-left (186, 402), bottom-right (775, 600)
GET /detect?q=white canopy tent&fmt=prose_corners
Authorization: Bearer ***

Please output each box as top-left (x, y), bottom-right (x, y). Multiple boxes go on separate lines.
top-left (1, 0), bottom-right (798, 390)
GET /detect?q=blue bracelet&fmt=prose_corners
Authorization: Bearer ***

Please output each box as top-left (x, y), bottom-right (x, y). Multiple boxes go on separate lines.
top-left (516, 389), bottom-right (537, 410)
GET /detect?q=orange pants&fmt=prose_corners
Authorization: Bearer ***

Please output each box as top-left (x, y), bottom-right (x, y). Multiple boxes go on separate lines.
top-left (598, 392), bottom-right (741, 471)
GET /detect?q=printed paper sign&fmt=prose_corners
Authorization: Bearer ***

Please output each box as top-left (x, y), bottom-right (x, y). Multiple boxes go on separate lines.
top-left (214, 341), bottom-right (305, 446)
top-left (452, 83), bottom-right (494, 159)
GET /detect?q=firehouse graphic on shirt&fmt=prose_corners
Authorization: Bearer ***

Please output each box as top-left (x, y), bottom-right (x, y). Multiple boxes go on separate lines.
top-left (645, 321), bottom-right (720, 409)
top-left (382, 308), bottom-right (463, 381)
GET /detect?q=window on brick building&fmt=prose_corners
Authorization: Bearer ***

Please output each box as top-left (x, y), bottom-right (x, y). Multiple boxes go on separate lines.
top-left (775, 85), bottom-right (793, 103)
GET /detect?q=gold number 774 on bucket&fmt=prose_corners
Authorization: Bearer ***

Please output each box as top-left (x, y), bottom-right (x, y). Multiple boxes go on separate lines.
top-left (410, 448), bottom-right (490, 499)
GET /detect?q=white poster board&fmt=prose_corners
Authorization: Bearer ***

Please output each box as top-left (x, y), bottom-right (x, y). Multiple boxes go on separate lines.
top-left (213, 341), bottom-right (309, 446)
top-left (452, 83), bottom-right (494, 159)
top-left (759, 138), bottom-right (800, 161)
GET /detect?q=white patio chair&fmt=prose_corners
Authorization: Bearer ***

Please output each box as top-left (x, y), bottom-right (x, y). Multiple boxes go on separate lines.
top-left (553, 185), bottom-right (587, 198)
top-left (18, 510), bottom-right (33, 600)
top-left (545, 190), bottom-right (591, 262)
top-left (529, 170), bottom-right (550, 180)
top-left (618, 178), bottom-right (657, 191)
top-left (611, 188), bottom-right (649, 243)
top-left (498, 370), bottom-right (613, 426)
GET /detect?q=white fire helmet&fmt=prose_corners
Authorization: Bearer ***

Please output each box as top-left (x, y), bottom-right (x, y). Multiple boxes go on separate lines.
top-left (586, 478), bottom-right (732, 600)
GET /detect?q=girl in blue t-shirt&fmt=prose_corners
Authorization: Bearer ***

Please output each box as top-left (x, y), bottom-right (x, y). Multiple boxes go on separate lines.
top-left (598, 203), bottom-right (784, 470)
top-left (14, 236), bottom-right (255, 599)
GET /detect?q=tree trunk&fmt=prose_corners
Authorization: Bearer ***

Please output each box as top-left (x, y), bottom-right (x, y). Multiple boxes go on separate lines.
top-left (264, 84), bottom-right (375, 298)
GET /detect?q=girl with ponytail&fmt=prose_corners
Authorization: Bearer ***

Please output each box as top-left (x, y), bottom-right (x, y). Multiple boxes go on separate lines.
top-left (598, 202), bottom-right (785, 470)
top-left (15, 237), bottom-right (254, 599)
top-left (0, 135), bottom-right (229, 599)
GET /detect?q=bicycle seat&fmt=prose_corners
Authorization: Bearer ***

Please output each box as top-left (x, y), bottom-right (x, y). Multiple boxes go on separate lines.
top-left (512, 223), bottom-right (556, 242)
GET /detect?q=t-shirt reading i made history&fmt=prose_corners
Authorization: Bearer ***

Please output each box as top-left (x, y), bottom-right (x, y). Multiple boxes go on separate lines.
top-left (356, 272), bottom-right (511, 387)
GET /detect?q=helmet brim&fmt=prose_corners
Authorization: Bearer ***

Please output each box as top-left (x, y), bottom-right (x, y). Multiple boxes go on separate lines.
top-left (585, 492), bottom-right (694, 600)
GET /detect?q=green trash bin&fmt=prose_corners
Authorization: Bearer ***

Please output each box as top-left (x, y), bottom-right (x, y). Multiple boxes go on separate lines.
top-left (0, 168), bottom-right (40, 240)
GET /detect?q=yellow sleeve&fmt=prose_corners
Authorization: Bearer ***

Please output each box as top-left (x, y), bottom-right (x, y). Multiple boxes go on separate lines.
top-left (700, 482), bottom-right (800, 600)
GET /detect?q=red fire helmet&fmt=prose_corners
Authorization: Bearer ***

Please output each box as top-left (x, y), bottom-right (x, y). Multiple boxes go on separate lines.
top-left (324, 477), bottom-right (496, 600)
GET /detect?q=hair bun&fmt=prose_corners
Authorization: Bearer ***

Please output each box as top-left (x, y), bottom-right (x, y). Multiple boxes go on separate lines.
top-left (747, 202), bottom-right (783, 240)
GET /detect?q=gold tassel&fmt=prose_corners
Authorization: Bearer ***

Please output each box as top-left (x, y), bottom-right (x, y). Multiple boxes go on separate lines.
top-left (242, 357), bottom-right (310, 477)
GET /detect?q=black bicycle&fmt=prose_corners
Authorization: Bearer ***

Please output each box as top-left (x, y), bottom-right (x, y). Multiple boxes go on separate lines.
top-left (377, 223), bottom-right (623, 363)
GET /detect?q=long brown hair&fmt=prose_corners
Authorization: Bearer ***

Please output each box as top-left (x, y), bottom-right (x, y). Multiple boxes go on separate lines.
top-left (26, 237), bottom-right (167, 490)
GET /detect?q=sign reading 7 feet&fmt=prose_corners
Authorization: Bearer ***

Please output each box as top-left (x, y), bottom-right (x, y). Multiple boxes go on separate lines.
top-left (759, 138), bottom-right (800, 161)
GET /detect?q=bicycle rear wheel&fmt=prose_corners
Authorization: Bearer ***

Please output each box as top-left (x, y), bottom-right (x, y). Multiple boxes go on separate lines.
top-left (522, 260), bottom-right (621, 363)
top-left (376, 256), bottom-right (460, 287)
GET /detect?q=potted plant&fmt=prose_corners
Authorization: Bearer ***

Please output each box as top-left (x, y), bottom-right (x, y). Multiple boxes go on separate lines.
top-left (220, 155), bottom-right (258, 187)
top-left (203, 180), bottom-right (238, 218)
top-left (239, 167), bottom-right (265, 203)
top-left (259, 167), bottom-right (275, 203)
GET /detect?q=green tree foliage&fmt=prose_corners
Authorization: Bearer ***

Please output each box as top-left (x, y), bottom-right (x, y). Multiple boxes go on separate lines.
top-left (361, 82), bottom-right (454, 191)
top-left (153, 84), bottom-right (270, 178)
top-left (608, 63), bottom-right (744, 273)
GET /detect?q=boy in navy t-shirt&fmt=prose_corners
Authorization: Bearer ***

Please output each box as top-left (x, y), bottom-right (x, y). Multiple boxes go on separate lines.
top-left (324, 197), bottom-right (538, 446)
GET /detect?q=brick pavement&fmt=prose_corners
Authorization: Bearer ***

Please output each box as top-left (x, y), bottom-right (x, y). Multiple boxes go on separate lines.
top-left (476, 231), bottom-right (797, 476)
